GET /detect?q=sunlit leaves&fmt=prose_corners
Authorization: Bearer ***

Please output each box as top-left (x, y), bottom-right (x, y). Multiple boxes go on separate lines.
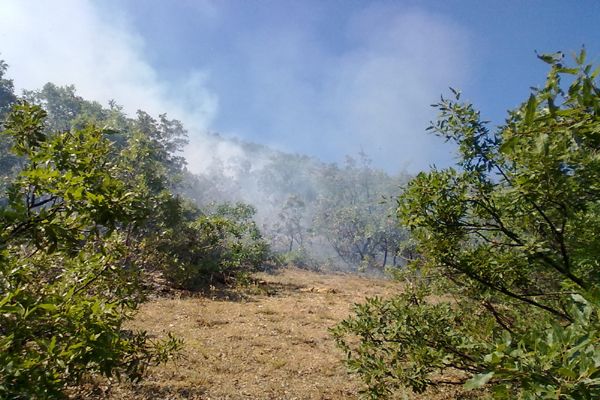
top-left (2, 102), bottom-right (47, 156)
top-left (0, 103), bottom-right (183, 397)
top-left (335, 52), bottom-right (600, 398)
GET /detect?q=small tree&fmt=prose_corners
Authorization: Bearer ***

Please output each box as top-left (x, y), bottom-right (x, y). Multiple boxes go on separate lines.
top-left (274, 194), bottom-right (308, 253)
top-left (333, 51), bottom-right (600, 398)
top-left (158, 202), bottom-right (270, 290)
top-left (315, 154), bottom-right (409, 271)
top-left (0, 60), bottom-right (21, 193)
top-left (0, 60), bottom-right (17, 118)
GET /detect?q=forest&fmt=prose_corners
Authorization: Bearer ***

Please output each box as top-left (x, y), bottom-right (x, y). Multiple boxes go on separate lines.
top-left (1, 50), bottom-right (599, 399)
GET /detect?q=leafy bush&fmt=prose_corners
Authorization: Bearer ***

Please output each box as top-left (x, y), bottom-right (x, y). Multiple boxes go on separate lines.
top-left (0, 103), bottom-right (181, 398)
top-left (274, 248), bottom-right (321, 271)
top-left (159, 202), bottom-right (270, 289)
top-left (333, 51), bottom-right (600, 399)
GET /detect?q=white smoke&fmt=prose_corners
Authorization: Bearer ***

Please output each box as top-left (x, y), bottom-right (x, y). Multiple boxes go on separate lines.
top-left (0, 0), bottom-right (237, 175)
top-left (0, 1), bottom-right (471, 174)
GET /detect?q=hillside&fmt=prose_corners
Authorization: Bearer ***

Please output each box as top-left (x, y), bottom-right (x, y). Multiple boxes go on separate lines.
top-left (77, 268), bottom-right (467, 400)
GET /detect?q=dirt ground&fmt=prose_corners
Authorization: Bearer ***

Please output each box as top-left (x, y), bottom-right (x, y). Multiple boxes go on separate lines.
top-left (83, 267), bottom-right (467, 400)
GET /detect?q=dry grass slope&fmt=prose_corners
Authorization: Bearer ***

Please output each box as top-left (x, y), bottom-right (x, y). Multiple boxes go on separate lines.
top-left (82, 268), bottom-right (466, 400)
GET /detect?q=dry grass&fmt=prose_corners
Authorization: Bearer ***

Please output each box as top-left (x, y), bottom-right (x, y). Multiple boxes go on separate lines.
top-left (81, 267), bottom-right (467, 400)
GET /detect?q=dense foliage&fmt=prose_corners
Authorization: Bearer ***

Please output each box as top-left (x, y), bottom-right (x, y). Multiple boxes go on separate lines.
top-left (0, 60), bottom-right (21, 190)
top-left (182, 138), bottom-right (412, 272)
top-left (333, 51), bottom-right (600, 399)
top-left (0, 102), bottom-right (182, 398)
top-left (155, 202), bottom-right (269, 290)
top-left (314, 154), bottom-right (410, 270)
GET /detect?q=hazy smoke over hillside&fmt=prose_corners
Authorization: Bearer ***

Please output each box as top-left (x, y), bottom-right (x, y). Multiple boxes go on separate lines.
top-left (0, 0), bottom-right (459, 271)
top-left (0, 0), bottom-right (469, 174)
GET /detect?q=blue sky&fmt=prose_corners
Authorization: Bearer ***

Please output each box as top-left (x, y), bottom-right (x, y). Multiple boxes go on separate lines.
top-left (1, 1), bottom-right (599, 173)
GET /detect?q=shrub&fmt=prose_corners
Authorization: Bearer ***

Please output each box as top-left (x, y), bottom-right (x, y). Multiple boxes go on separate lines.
top-left (159, 202), bottom-right (270, 289)
top-left (0, 103), bottom-right (181, 398)
top-left (333, 51), bottom-right (600, 399)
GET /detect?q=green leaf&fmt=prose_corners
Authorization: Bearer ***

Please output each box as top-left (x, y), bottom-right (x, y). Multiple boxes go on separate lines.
top-left (37, 303), bottom-right (58, 312)
top-left (524, 93), bottom-right (537, 124)
top-left (536, 51), bottom-right (563, 64)
top-left (500, 136), bottom-right (518, 154)
top-left (576, 47), bottom-right (586, 65)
